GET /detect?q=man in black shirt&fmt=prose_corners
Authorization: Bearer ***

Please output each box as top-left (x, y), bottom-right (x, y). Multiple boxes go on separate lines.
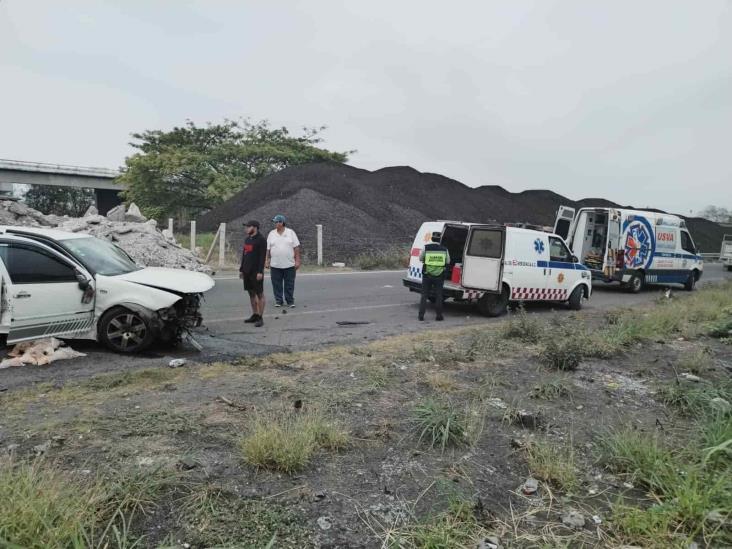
top-left (239, 220), bottom-right (267, 327)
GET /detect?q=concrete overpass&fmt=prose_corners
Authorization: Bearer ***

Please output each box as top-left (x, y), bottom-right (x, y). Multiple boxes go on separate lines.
top-left (0, 159), bottom-right (126, 214)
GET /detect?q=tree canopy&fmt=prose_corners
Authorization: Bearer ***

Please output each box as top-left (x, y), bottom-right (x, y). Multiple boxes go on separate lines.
top-left (24, 185), bottom-right (95, 217)
top-left (697, 205), bottom-right (732, 223)
top-left (117, 119), bottom-right (350, 220)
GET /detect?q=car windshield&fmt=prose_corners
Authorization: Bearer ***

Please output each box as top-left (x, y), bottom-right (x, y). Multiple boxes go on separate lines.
top-left (61, 236), bottom-right (141, 276)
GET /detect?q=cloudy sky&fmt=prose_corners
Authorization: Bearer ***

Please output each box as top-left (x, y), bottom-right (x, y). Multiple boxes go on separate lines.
top-left (1, 1), bottom-right (730, 214)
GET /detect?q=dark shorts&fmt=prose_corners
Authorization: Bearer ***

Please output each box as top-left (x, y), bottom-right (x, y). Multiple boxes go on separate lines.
top-left (242, 272), bottom-right (264, 296)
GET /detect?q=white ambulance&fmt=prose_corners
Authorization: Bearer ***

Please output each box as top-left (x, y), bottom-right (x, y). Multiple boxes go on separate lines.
top-left (553, 206), bottom-right (703, 292)
top-left (403, 221), bottom-right (592, 316)
top-left (720, 235), bottom-right (732, 272)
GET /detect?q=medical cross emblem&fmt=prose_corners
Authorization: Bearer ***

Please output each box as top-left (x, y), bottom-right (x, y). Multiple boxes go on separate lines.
top-left (534, 238), bottom-right (545, 254)
top-left (624, 222), bottom-right (652, 268)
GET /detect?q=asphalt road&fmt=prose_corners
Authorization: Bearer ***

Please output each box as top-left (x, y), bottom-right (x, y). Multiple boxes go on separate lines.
top-left (197, 263), bottom-right (732, 357)
top-left (1, 264), bottom-right (729, 390)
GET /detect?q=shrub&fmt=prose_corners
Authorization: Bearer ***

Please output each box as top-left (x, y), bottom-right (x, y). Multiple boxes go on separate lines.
top-left (501, 306), bottom-right (545, 342)
top-left (524, 440), bottom-right (578, 491)
top-left (538, 337), bottom-right (584, 371)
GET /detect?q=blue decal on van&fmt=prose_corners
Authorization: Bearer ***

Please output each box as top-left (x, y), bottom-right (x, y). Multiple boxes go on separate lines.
top-left (622, 216), bottom-right (655, 270)
top-left (534, 239), bottom-right (545, 254)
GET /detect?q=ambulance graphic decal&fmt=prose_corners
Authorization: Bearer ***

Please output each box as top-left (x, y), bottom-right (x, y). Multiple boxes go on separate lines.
top-left (622, 217), bottom-right (655, 269)
top-left (534, 238), bottom-right (545, 254)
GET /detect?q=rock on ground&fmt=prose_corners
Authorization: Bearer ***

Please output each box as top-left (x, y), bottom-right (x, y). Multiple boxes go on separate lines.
top-left (0, 199), bottom-right (211, 273)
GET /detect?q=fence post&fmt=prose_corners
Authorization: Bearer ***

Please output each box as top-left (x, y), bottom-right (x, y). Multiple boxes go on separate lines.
top-left (219, 223), bottom-right (226, 268)
top-left (316, 224), bottom-right (323, 266)
top-left (190, 221), bottom-right (196, 253)
top-left (168, 218), bottom-right (173, 235)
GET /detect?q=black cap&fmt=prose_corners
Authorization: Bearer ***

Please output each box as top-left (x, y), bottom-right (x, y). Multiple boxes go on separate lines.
top-left (243, 220), bottom-right (260, 228)
top-left (431, 231), bottom-right (442, 242)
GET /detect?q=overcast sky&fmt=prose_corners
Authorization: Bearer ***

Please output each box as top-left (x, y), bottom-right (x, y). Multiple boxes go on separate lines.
top-left (1, 1), bottom-right (730, 215)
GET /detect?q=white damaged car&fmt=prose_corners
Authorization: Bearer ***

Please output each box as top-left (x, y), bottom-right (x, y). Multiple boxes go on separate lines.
top-left (0, 226), bottom-right (214, 353)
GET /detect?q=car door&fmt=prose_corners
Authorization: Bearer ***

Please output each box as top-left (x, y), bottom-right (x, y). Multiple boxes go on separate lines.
top-left (553, 206), bottom-right (576, 241)
top-left (461, 225), bottom-right (504, 292)
top-left (545, 236), bottom-right (577, 300)
top-left (0, 238), bottom-right (95, 343)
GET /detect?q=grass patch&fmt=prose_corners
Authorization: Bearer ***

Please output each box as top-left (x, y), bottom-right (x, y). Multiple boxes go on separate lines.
top-left (412, 398), bottom-right (470, 451)
top-left (656, 380), bottom-right (732, 417)
top-left (529, 376), bottom-right (573, 401)
top-left (676, 348), bottom-right (713, 376)
top-left (538, 336), bottom-right (584, 371)
top-left (240, 407), bottom-right (349, 473)
top-left (82, 368), bottom-right (179, 391)
top-left (353, 246), bottom-right (409, 270)
top-left (384, 499), bottom-right (489, 549)
top-left (501, 305), bottom-right (545, 342)
top-left (524, 439), bottom-right (578, 491)
top-left (600, 425), bottom-right (732, 547)
top-left (426, 371), bottom-right (458, 392)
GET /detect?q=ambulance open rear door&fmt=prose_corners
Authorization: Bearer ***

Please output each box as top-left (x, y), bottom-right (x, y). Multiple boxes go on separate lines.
top-left (554, 206), bottom-right (576, 241)
top-left (461, 225), bottom-right (504, 292)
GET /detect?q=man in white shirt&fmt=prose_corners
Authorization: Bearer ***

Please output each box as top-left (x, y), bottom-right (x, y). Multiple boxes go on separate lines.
top-left (265, 214), bottom-right (301, 307)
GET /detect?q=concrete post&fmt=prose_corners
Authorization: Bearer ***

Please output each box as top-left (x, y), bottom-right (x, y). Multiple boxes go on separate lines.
top-left (190, 221), bottom-right (196, 253)
top-left (219, 223), bottom-right (226, 268)
top-left (316, 224), bottom-right (323, 266)
top-left (168, 218), bottom-right (173, 234)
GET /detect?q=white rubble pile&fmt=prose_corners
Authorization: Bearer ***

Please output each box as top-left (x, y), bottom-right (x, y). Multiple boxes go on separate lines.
top-left (0, 200), bottom-right (211, 273)
top-left (0, 337), bottom-right (85, 368)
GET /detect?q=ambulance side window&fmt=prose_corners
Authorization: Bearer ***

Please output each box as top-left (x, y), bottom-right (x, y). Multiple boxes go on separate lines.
top-left (680, 231), bottom-right (696, 254)
top-left (466, 229), bottom-right (503, 258)
top-left (548, 237), bottom-right (572, 263)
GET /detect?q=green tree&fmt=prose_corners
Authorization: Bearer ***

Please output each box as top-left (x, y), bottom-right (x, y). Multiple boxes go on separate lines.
top-left (24, 185), bottom-right (95, 217)
top-left (697, 205), bottom-right (731, 223)
top-left (118, 119), bottom-right (350, 220)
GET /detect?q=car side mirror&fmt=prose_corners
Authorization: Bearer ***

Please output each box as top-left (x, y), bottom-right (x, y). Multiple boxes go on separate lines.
top-left (571, 255), bottom-right (579, 263)
top-left (75, 270), bottom-right (90, 290)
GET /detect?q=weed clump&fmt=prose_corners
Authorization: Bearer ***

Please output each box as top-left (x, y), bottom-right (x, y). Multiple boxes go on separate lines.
top-left (412, 399), bottom-right (470, 451)
top-left (240, 408), bottom-right (349, 473)
top-left (501, 306), bottom-right (545, 342)
top-left (524, 439), bottom-right (578, 491)
top-left (529, 377), bottom-right (573, 400)
top-left (538, 337), bottom-right (584, 371)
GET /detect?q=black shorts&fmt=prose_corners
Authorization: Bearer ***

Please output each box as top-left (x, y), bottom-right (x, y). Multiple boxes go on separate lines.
top-left (242, 272), bottom-right (264, 296)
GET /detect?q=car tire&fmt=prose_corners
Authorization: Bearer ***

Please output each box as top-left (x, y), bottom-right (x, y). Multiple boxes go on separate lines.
top-left (567, 286), bottom-right (584, 310)
top-left (98, 306), bottom-right (155, 353)
top-left (684, 271), bottom-right (696, 292)
top-left (726, 265), bottom-right (732, 272)
top-left (477, 285), bottom-right (509, 317)
top-left (626, 272), bottom-right (644, 294)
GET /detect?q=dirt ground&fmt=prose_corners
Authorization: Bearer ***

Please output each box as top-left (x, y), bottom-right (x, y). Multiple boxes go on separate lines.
top-left (1, 284), bottom-right (731, 548)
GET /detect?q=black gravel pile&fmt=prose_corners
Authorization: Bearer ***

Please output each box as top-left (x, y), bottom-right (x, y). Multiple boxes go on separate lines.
top-left (197, 162), bottom-right (726, 261)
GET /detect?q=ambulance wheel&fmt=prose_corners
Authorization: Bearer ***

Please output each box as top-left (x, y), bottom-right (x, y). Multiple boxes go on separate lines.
top-left (478, 286), bottom-right (509, 317)
top-left (626, 272), bottom-right (644, 294)
top-left (684, 271), bottom-right (696, 292)
top-left (727, 266), bottom-right (732, 272)
top-left (567, 286), bottom-right (583, 310)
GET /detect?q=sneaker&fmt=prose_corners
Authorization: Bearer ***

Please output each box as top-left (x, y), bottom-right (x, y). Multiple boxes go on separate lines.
top-left (418, 315), bottom-right (424, 321)
top-left (436, 316), bottom-right (444, 321)
top-left (288, 303), bottom-right (296, 308)
top-left (244, 314), bottom-right (258, 323)
top-left (274, 303), bottom-right (283, 308)
top-left (254, 317), bottom-right (264, 327)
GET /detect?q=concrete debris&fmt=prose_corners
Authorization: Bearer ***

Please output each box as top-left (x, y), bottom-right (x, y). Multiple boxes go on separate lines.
top-left (561, 510), bottom-right (586, 529)
top-left (478, 536), bottom-right (503, 549)
top-left (680, 372), bottom-right (701, 383)
top-left (0, 338), bottom-right (85, 368)
top-left (521, 477), bottom-right (539, 495)
top-left (168, 358), bottom-right (188, 368)
top-left (83, 205), bottom-right (99, 217)
top-left (106, 204), bottom-right (126, 222)
top-left (592, 514), bottom-right (602, 525)
top-left (710, 397), bottom-right (731, 414)
top-left (1, 199), bottom-right (211, 273)
top-left (317, 516), bottom-right (333, 530)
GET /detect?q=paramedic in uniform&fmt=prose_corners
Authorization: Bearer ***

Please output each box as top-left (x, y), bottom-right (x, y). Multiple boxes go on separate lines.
top-left (265, 214), bottom-right (301, 307)
top-left (239, 220), bottom-right (267, 327)
top-left (418, 232), bottom-right (451, 321)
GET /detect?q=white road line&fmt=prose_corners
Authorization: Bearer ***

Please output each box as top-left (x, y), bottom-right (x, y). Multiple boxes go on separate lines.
top-left (214, 270), bottom-right (403, 280)
top-left (205, 301), bottom-right (413, 324)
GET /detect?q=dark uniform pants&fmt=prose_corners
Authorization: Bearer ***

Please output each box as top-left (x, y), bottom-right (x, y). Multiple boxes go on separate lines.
top-left (419, 275), bottom-right (444, 318)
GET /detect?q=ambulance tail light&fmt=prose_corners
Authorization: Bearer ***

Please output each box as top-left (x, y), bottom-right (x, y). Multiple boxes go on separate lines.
top-left (451, 263), bottom-right (462, 284)
top-left (616, 250), bottom-right (624, 269)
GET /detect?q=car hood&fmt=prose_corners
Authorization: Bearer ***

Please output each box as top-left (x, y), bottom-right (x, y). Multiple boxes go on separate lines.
top-left (112, 267), bottom-right (215, 294)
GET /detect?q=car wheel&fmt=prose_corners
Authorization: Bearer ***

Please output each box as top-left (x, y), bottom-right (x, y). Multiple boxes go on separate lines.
top-left (568, 286), bottom-right (584, 310)
top-left (726, 265), bottom-right (732, 272)
top-left (626, 272), bottom-right (644, 294)
top-left (684, 271), bottom-right (696, 292)
top-left (477, 285), bottom-right (509, 317)
top-left (99, 306), bottom-right (155, 353)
